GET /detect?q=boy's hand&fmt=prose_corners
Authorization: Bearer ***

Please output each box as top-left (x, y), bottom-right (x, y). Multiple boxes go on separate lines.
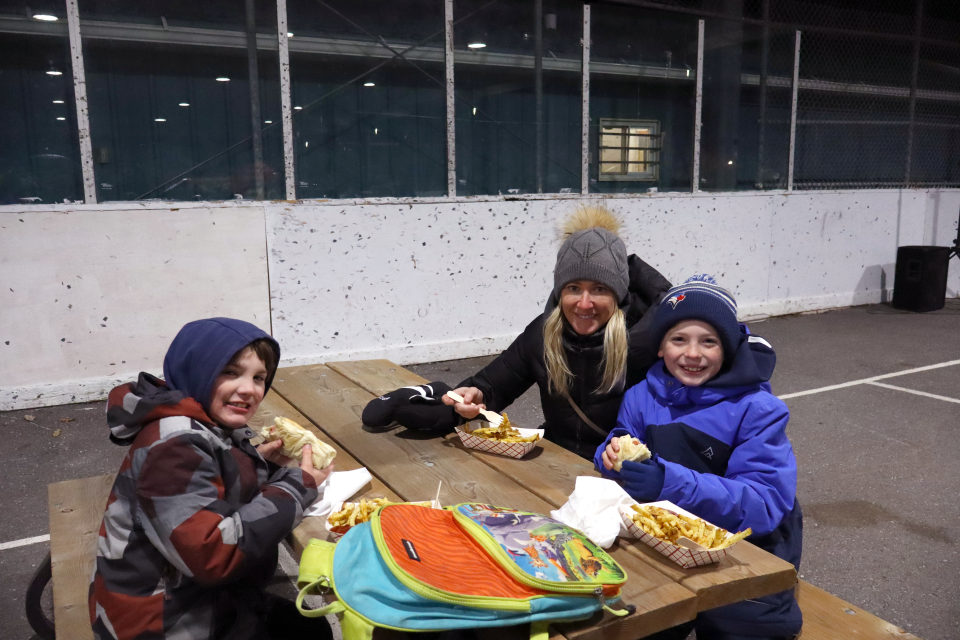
top-left (300, 444), bottom-right (334, 487)
top-left (256, 439), bottom-right (293, 466)
top-left (601, 437), bottom-right (621, 471)
top-left (620, 458), bottom-right (665, 503)
top-left (441, 386), bottom-right (486, 419)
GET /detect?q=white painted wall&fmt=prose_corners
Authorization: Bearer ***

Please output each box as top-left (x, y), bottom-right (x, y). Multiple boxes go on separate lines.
top-left (2, 190), bottom-right (957, 410)
top-left (0, 204), bottom-right (271, 409)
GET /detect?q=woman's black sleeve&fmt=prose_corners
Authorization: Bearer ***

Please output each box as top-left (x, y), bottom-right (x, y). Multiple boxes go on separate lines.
top-left (455, 317), bottom-right (542, 413)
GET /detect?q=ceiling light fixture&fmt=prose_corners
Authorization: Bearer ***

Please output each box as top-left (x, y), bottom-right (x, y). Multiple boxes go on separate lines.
top-left (179, 102), bottom-right (189, 106)
top-left (363, 82), bottom-right (375, 87)
top-left (264, 120), bottom-right (272, 123)
top-left (33, 14), bottom-right (58, 21)
top-left (56, 117), bottom-right (65, 120)
top-left (155, 118), bottom-right (166, 122)
top-left (294, 106), bottom-right (303, 110)
top-left (216, 77), bottom-right (230, 82)
top-left (287, 32), bottom-right (293, 37)
top-left (727, 160), bottom-right (734, 165)
top-left (46, 70), bottom-right (63, 76)
top-left (467, 42), bottom-right (486, 49)
top-left (472, 107), bottom-right (476, 115)
top-left (53, 99), bottom-right (64, 104)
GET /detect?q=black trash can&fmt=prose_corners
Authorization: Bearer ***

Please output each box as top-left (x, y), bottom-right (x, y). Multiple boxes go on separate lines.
top-left (892, 246), bottom-right (951, 312)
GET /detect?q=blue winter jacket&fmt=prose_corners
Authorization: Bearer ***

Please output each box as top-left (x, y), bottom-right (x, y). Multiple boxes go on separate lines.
top-left (594, 326), bottom-right (803, 637)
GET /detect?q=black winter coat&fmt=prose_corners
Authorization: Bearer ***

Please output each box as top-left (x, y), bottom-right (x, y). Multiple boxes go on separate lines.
top-left (457, 255), bottom-right (671, 459)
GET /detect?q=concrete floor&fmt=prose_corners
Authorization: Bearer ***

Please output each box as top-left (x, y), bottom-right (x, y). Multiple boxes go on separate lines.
top-left (2, 300), bottom-right (959, 640)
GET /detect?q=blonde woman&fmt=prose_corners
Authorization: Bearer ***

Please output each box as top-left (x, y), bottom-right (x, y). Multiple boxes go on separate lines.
top-left (443, 206), bottom-right (671, 459)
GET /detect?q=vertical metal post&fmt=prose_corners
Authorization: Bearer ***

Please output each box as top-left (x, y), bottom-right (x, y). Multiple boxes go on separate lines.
top-left (692, 19), bottom-right (704, 193)
top-left (245, 0), bottom-right (265, 200)
top-left (905, 0), bottom-right (923, 186)
top-left (65, 0), bottom-right (96, 204)
top-left (787, 30), bottom-right (800, 191)
top-left (534, 0), bottom-right (544, 193)
top-left (277, 0), bottom-right (296, 200)
top-left (444, 0), bottom-right (456, 197)
top-left (581, 3), bottom-right (590, 195)
top-left (756, 0), bottom-right (769, 189)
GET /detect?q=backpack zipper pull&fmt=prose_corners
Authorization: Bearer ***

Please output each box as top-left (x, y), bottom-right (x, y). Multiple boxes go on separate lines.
top-left (595, 587), bottom-right (604, 608)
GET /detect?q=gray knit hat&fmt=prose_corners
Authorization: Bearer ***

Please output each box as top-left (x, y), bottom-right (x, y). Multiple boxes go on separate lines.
top-left (553, 226), bottom-right (629, 302)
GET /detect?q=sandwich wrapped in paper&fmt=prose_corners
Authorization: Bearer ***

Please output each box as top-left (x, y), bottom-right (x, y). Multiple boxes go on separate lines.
top-left (259, 416), bottom-right (337, 469)
top-left (612, 434), bottom-right (651, 471)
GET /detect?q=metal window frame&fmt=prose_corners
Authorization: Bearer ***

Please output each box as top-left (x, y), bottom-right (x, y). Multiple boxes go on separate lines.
top-left (692, 18), bottom-right (704, 193)
top-left (581, 3), bottom-right (591, 195)
top-left (598, 118), bottom-right (661, 182)
top-left (277, 0), bottom-right (296, 200)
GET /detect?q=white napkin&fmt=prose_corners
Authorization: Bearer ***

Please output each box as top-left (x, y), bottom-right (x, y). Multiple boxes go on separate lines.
top-left (550, 476), bottom-right (634, 548)
top-left (304, 467), bottom-right (373, 518)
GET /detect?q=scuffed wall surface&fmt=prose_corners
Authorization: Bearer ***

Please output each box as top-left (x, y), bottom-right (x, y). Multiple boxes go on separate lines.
top-left (0, 206), bottom-right (270, 409)
top-left (266, 190), bottom-right (957, 367)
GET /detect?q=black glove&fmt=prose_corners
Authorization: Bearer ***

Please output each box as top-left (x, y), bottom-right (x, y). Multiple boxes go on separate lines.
top-left (361, 382), bottom-right (461, 431)
top-left (620, 457), bottom-right (666, 503)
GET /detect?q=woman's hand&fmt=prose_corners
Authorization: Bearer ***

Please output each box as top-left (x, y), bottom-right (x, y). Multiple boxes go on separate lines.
top-left (601, 437), bottom-right (621, 471)
top-left (300, 444), bottom-right (334, 487)
top-left (441, 386), bottom-right (486, 419)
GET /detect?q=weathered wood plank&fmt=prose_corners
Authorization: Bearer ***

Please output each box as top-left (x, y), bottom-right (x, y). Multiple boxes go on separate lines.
top-left (274, 364), bottom-right (698, 640)
top-left (327, 359), bottom-right (798, 612)
top-left (795, 580), bottom-right (923, 640)
top-left (252, 391), bottom-right (403, 555)
top-left (49, 474), bottom-right (114, 640)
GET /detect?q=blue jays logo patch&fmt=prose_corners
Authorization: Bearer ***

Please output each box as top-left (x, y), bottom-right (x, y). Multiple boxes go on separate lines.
top-left (666, 293), bottom-right (686, 309)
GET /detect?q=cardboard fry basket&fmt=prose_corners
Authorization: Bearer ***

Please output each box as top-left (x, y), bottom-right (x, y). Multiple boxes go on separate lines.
top-left (326, 499), bottom-right (441, 541)
top-left (455, 422), bottom-right (545, 459)
top-left (618, 500), bottom-right (740, 569)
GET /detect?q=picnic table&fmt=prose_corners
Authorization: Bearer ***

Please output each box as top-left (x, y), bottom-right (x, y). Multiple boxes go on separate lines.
top-left (45, 357), bottom-right (923, 640)
top-left (256, 359), bottom-right (800, 640)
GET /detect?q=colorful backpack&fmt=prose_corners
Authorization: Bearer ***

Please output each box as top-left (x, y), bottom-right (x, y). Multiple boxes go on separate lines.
top-left (296, 503), bottom-right (632, 640)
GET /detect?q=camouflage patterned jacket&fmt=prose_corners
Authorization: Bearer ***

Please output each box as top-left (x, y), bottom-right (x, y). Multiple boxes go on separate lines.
top-left (90, 374), bottom-right (318, 640)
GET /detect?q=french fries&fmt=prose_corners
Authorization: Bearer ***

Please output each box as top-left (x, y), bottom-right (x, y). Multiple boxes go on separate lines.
top-left (327, 499), bottom-right (432, 533)
top-left (468, 413), bottom-right (540, 443)
top-left (629, 504), bottom-right (752, 550)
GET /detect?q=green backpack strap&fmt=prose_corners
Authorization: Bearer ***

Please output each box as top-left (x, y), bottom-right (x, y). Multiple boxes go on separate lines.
top-left (296, 539), bottom-right (345, 618)
top-left (530, 620), bottom-right (551, 640)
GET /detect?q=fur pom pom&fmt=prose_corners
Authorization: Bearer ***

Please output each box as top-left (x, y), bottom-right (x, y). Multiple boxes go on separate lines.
top-left (560, 204), bottom-right (622, 240)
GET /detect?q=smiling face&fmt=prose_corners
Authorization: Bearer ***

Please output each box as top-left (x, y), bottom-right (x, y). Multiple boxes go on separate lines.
top-left (560, 279), bottom-right (618, 336)
top-left (658, 320), bottom-right (724, 386)
top-left (208, 347), bottom-right (268, 429)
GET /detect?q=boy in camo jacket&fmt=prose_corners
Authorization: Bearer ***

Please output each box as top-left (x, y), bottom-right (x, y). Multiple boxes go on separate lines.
top-left (90, 318), bottom-right (333, 640)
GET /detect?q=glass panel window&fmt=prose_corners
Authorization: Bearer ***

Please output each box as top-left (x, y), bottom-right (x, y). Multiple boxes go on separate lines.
top-left (589, 4), bottom-right (697, 193)
top-left (0, 2), bottom-right (85, 204)
top-left (78, 0), bottom-right (283, 202)
top-left (286, 0), bottom-right (446, 199)
top-left (454, 0), bottom-right (583, 196)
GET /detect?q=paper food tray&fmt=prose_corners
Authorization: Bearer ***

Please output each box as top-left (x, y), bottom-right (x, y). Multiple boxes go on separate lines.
top-left (618, 500), bottom-right (741, 569)
top-left (455, 422), bottom-right (545, 459)
top-left (325, 499), bottom-right (441, 541)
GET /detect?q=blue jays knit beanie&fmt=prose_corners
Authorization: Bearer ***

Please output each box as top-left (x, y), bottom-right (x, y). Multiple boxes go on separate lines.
top-left (649, 275), bottom-right (740, 358)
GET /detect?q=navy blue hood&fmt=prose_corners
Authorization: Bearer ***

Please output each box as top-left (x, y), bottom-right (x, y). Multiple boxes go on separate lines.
top-left (162, 318), bottom-right (280, 413)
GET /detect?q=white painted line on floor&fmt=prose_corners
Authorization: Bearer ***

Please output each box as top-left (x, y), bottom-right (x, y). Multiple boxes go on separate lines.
top-left (867, 381), bottom-right (960, 405)
top-left (779, 358), bottom-right (960, 400)
top-left (0, 534), bottom-right (50, 551)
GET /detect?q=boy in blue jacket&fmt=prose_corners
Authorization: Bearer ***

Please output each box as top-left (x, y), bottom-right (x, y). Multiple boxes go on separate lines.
top-left (594, 276), bottom-right (802, 640)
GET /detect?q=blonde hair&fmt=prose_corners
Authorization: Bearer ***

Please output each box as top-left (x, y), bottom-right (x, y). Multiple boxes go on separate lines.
top-left (543, 306), bottom-right (628, 397)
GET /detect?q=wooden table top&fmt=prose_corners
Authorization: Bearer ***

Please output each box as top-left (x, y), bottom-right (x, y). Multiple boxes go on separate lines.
top-left (267, 359), bottom-right (798, 639)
